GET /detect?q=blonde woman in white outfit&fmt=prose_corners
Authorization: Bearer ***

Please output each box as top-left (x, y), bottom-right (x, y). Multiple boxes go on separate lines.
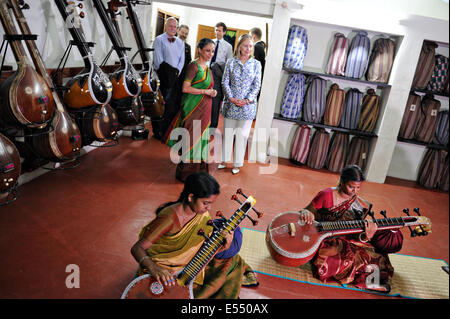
top-left (218, 34), bottom-right (262, 174)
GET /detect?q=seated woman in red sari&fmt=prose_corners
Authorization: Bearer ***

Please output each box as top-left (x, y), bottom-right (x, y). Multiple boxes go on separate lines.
top-left (130, 172), bottom-right (257, 298)
top-left (164, 38), bottom-right (217, 182)
top-left (300, 165), bottom-right (403, 293)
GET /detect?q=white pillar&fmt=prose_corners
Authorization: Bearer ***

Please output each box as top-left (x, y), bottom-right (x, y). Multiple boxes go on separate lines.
top-left (249, 0), bottom-right (293, 163)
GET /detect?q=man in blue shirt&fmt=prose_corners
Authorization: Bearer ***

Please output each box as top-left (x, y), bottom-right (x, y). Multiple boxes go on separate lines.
top-left (152, 17), bottom-right (185, 140)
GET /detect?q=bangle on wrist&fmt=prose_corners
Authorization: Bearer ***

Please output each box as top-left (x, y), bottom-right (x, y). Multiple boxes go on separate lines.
top-left (359, 232), bottom-right (369, 242)
top-left (139, 255), bottom-right (150, 265)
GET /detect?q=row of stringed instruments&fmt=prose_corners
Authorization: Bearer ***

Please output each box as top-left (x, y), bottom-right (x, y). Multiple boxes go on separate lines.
top-left (0, 0), bottom-right (163, 206)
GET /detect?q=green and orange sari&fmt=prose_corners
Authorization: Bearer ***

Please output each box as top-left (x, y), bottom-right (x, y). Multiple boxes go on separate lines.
top-left (163, 61), bottom-right (213, 182)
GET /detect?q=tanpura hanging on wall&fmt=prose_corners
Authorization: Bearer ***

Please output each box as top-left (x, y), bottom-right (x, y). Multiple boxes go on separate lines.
top-left (0, 0), bottom-right (55, 129)
top-left (6, 0), bottom-right (82, 162)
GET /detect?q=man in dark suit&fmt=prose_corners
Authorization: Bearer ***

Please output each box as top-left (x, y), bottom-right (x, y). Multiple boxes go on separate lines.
top-left (250, 27), bottom-right (266, 78)
top-left (177, 24), bottom-right (192, 71)
top-left (210, 22), bottom-right (233, 128)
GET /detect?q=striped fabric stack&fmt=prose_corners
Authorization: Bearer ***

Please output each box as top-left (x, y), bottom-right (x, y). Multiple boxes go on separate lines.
top-left (414, 94), bottom-right (441, 143)
top-left (434, 110), bottom-right (449, 146)
top-left (345, 136), bottom-right (370, 170)
top-left (357, 89), bottom-right (380, 133)
top-left (302, 77), bottom-right (327, 123)
top-left (325, 33), bottom-right (349, 76)
top-left (306, 129), bottom-right (330, 169)
top-left (290, 125), bottom-right (312, 165)
top-left (418, 149), bottom-right (447, 189)
top-left (325, 132), bottom-right (349, 173)
top-left (366, 38), bottom-right (396, 83)
top-left (344, 31), bottom-right (371, 79)
top-left (412, 41), bottom-right (438, 90)
top-left (340, 88), bottom-right (363, 130)
top-left (398, 93), bottom-right (422, 140)
top-left (323, 83), bottom-right (345, 126)
top-left (438, 154), bottom-right (449, 192)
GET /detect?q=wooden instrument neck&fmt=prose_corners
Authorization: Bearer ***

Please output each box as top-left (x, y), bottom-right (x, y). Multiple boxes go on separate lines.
top-left (0, 1), bottom-right (29, 63)
top-left (54, 0), bottom-right (97, 72)
top-left (92, 0), bottom-right (126, 59)
top-left (178, 196), bottom-right (256, 286)
top-left (124, 0), bottom-right (151, 66)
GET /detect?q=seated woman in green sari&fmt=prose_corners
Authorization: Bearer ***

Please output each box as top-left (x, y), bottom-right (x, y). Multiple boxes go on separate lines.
top-left (163, 38), bottom-right (217, 182)
top-left (130, 172), bottom-right (257, 299)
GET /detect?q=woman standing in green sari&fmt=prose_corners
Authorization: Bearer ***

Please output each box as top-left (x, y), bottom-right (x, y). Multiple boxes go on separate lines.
top-left (164, 38), bottom-right (217, 182)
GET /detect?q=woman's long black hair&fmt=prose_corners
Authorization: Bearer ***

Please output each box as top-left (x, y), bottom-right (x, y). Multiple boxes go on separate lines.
top-left (340, 165), bottom-right (365, 184)
top-left (155, 172), bottom-right (220, 215)
top-left (197, 38), bottom-right (214, 49)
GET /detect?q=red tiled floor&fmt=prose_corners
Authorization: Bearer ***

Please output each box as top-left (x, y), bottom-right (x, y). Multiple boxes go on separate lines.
top-left (0, 123), bottom-right (448, 300)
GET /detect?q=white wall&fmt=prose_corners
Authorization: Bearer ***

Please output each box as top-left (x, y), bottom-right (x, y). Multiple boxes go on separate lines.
top-left (150, 1), bottom-right (272, 54)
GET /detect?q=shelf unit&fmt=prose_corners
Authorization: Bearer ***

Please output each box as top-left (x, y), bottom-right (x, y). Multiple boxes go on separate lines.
top-left (397, 137), bottom-right (448, 151)
top-left (274, 113), bottom-right (377, 138)
top-left (271, 20), bottom-right (404, 176)
top-left (282, 67), bottom-right (392, 89)
top-left (388, 39), bottom-right (449, 185)
top-left (411, 88), bottom-right (449, 99)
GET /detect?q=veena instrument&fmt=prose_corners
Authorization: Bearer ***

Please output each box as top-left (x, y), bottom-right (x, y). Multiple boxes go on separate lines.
top-left (53, 0), bottom-right (113, 109)
top-left (91, 0), bottom-right (142, 101)
top-left (266, 210), bottom-right (432, 267)
top-left (8, 0), bottom-right (81, 161)
top-left (0, 0), bottom-right (55, 129)
top-left (123, 0), bottom-right (164, 119)
top-left (103, 0), bottom-right (144, 126)
top-left (53, 0), bottom-right (119, 143)
top-left (121, 190), bottom-right (261, 299)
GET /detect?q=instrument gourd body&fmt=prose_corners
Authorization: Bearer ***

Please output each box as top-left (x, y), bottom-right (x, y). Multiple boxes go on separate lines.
top-left (8, 0), bottom-right (81, 161)
top-left (0, 132), bottom-right (20, 198)
top-left (0, 0), bottom-right (55, 129)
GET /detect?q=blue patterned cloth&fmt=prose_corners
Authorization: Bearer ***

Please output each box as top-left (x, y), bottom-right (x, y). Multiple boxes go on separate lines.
top-left (283, 25), bottom-right (308, 71)
top-left (221, 57), bottom-right (262, 120)
top-left (281, 73), bottom-right (306, 119)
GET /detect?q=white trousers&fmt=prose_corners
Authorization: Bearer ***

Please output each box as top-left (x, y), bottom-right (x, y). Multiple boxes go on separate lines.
top-left (222, 117), bottom-right (253, 168)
